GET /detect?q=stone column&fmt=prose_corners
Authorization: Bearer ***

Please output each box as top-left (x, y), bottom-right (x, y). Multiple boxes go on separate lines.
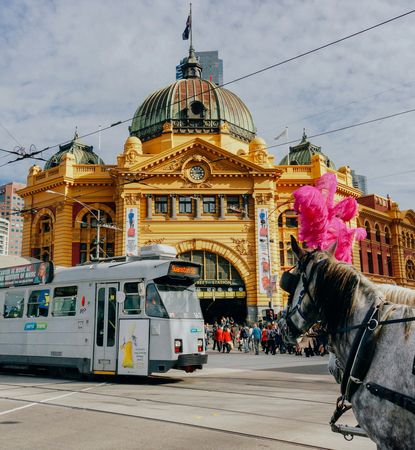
top-left (218, 195), bottom-right (225, 220)
top-left (194, 195), bottom-right (201, 220)
top-left (53, 201), bottom-right (73, 267)
top-left (145, 194), bottom-right (152, 220)
top-left (170, 194), bottom-right (177, 220)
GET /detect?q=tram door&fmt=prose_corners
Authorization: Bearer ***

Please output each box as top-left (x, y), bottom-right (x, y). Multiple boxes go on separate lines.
top-left (94, 283), bottom-right (119, 372)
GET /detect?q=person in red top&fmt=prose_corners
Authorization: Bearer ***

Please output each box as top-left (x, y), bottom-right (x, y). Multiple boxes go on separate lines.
top-left (261, 328), bottom-right (267, 352)
top-left (222, 327), bottom-right (232, 353)
top-left (215, 326), bottom-right (223, 352)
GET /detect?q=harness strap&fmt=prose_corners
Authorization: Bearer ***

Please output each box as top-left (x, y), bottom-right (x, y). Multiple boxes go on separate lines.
top-left (340, 304), bottom-right (377, 400)
top-left (337, 315), bottom-right (415, 333)
top-left (366, 382), bottom-right (415, 415)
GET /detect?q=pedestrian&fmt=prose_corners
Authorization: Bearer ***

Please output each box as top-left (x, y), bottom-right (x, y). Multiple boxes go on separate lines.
top-left (222, 326), bottom-right (232, 353)
top-left (240, 324), bottom-right (250, 352)
top-left (212, 322), bottom-right (218, 350)
top-left (251, 323), bottom-right (261, 355)
top-left (230, 324), bottom-right (238, 347)
top-left (261, 327), bottom-right (267, 352)
top-left (265, 323), bottom-right (276, 355)
top-left (274, 323), bottom-right (283, 353)
top-left (215, 326), bottom-right (223, 352)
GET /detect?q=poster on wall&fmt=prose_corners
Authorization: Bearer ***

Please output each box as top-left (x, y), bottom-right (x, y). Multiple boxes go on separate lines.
top-left (118, 319), bottom-right (149, 375)
top-left (257, 208), bottom-right (272, 295)
top-left (125, 207), bottom-right (138, 256)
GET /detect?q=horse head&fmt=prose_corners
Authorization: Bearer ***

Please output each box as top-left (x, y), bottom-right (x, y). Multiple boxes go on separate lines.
top-left (280, 235), bottom-right (337, 343)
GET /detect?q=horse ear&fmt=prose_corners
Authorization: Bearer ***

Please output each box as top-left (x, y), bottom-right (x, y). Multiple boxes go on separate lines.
top-left (290, 235), bottom-right (305, 259)
top-left (326, 240), bottom-right (338, 257)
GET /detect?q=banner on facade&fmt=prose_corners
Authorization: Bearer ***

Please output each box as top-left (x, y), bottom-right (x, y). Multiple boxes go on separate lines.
top-left (257, 208), bottom-right (272, 295)
top-left (125, 207), bottom-right (138, 256)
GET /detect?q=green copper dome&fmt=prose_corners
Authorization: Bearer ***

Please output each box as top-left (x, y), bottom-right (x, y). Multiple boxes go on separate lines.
top-left (279, 131), bottom-right (336, 169)
top-left (129, 49), bottom-right (256, 143)
top-left (44, 131), bottom-right (105, 169)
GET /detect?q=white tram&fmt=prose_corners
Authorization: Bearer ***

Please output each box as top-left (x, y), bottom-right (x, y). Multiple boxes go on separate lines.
top-left (0, 245), bottom-right (207, 376)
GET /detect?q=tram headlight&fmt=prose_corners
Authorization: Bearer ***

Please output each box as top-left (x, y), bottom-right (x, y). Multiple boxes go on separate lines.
top-left (174, 339), bottom-right (183, 354)
top-left (197, 339), bottom-right (203, 352)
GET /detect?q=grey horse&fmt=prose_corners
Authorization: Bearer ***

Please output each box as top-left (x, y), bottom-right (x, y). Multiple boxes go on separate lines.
top-left (281, 236), bottom-right (415, 450)
top-left (328, 284), bottom-right (415, 384)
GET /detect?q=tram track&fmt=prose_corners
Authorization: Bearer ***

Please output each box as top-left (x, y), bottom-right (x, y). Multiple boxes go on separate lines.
top-left (0, 391), bottom-right (331, 450)
top-left (0, 382), bottom-right (329, 426)
top-left (0, 376), bottom-right (335, 407)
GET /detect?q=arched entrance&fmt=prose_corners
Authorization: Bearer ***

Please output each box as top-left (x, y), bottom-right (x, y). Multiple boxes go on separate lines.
top-left (179, 250), bottom-right (247, 324)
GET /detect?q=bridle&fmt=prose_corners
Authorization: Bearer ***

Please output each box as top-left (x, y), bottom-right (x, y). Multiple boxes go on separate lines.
top-left (280, 250), bottom-right (325, 335)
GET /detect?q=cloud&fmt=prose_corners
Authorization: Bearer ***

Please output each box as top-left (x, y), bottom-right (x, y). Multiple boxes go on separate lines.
top-left (0, 0), bottom-right (414, 209)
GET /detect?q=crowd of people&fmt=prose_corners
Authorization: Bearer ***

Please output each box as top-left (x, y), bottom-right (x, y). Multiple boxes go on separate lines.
top-left (205, 317), bottom-right (328, 357)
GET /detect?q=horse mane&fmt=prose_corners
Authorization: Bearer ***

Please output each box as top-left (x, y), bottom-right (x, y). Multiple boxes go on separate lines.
top-left (314, 256), bottom-right (375, 335)
top-left (314, 255), bottom-right (415, 334)
top-left (377, 284), bottom-right (415, 307)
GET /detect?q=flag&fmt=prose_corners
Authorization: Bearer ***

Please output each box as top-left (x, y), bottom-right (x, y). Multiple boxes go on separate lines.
top-left (274, 127), bottom-right (288, 141)
top-left (182, 14), bottom-right (191, 40)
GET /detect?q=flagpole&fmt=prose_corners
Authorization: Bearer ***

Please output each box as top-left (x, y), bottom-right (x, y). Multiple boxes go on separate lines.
top-left (286, 127), bottom-right (290, 165)
top-left (189, 3), bottom-right (193, 50)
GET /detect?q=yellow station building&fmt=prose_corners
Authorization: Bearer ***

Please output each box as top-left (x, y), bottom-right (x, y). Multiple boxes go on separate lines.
top-left (18, 48), bottom-right (415, 322)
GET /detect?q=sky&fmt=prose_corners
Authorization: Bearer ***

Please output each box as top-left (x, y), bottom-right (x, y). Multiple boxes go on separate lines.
top-left (0, 0), bottom-right (414, 209)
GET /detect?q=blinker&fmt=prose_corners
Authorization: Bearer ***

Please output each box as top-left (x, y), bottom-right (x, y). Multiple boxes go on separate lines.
top-left (280, 271), bottom-right (300, 294)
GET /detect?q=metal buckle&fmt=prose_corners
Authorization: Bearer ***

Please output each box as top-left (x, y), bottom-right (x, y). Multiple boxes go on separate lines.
top-left (350, 376), bottom-right (363, 385)
top-left (367, 318), bottom-right (378, 331)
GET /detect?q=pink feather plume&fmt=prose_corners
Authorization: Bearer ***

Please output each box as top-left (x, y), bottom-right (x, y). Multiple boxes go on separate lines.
top-left (293, 173), bottom-right (366, 262)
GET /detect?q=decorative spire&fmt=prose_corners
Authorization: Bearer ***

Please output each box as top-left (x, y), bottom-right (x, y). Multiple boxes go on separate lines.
top-left (74, 126), bottom-right (79, 141)
top-left (181, 45), bottom-right (203, 79)
top-left (301, 128), bottom-right (307, 143)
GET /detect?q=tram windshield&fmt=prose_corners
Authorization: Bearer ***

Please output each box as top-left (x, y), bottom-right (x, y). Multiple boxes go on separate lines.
top-left (155, 283), bottom-right (203, 319)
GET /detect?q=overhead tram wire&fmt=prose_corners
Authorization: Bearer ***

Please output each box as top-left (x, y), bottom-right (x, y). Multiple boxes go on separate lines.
top-left (1, 8), bottom-right (414, 168)
top-left (268, 106), bottom-right (415, 150)
top-left (22, 105), bottom-right (415, 208)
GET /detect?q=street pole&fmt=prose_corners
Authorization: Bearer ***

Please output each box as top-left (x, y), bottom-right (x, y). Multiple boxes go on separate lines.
top-left (96, 208), bottom-right (100, 260)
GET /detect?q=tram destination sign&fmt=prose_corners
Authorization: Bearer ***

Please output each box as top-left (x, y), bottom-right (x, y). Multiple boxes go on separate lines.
top-left (168, 262), bottom-right (200, 278)
top-left (0, 261), bottom-right (54, 289)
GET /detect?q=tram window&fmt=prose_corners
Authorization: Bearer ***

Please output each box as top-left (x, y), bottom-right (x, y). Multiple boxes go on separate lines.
top-left (107, 287), bottom-right (117, 347)
top-left (145, 284), bottom-right (168, 318)
top-left (96, 288), bottom-right (105, 347)
top-left (4, 291), bottom-right (25, 318)
top-left (123, 283), bottom-right (141, 315)
top-left (27, 289), bottom-right (50, 318)
top-left (52, 286), bottom-right (77, 317)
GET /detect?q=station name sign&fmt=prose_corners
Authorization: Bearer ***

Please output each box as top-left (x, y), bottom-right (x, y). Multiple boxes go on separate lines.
top-left (0, 261), bottom-right (54, 289)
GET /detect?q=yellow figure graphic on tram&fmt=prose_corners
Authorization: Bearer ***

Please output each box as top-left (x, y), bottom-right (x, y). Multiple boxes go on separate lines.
top-left (121, 324), bottom-right (137, 369)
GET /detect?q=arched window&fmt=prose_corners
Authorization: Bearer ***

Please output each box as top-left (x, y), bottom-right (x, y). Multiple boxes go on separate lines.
top-left (365, 221), bottom-right (371, 240)
top-left (79, 210), bottom-right (115, 263)
top-left (33, 214), bottom-right (54, 261)
top-left (285, 210), bottom-right (298, 228)
top-left (406, 233), bottom-right (411, 248)
top-left (406, 260), bottom-right (415, 281)
top-left (375, 224), bottom-right (381, 243)
top-left (384, 227), bottom-right (391, 245)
